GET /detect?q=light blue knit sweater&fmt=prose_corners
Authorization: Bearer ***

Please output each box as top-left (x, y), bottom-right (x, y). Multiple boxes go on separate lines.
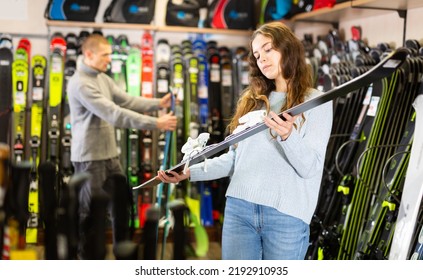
top-left (189, 89), bottom-right (333, 224)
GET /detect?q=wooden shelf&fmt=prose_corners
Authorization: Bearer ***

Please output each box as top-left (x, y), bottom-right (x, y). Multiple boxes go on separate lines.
top-left (291, 0), bottom-right (423, 24)
top-left (46, 20), bottom-right (253, 36)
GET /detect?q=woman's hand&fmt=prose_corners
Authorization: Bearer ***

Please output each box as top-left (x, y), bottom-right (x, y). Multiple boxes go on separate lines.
top-left (157, 169), bottom-right (190, 184)
top-left (264, 111), bottom-right (298, 141)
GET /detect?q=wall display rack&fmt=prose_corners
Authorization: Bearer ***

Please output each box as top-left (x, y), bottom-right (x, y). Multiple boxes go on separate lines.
top-left (290, 0), bottom-right (423, 44)
top-left (45, 20), bottom-right (253, 37)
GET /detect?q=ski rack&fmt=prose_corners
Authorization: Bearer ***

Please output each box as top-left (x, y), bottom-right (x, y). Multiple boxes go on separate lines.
top-left (133, 48), bottom-right (409, 190)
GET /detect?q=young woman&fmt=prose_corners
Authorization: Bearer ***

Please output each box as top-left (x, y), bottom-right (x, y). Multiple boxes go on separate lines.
top-left (158, 22), bottom-right (333, 260)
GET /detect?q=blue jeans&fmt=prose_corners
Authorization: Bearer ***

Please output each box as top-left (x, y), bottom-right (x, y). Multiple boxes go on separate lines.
top-left (222, 196), bottom-right (310, 260)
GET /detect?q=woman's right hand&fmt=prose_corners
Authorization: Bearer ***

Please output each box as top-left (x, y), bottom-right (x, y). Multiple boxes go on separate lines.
top-left (157, 169), bottom-right (190, 184)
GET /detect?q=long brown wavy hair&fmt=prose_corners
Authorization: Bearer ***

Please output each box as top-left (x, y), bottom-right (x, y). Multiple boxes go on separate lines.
top-left (228, 21), bottom-right (313, 133)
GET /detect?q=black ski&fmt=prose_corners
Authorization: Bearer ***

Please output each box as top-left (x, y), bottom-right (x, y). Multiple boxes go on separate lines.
top-left (134, 48), bottom-right (408, 190)
top-left (0, 46), bottom-right (13, 145)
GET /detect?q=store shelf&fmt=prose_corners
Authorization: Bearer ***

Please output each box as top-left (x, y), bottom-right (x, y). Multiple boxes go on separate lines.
top-left (291, 0), bottom-right (423, 24)
top-left (157, 25), bottom-right (252, 36)
top-left (46, 19), bottom-right (156, 31)
top-left (45, 20), bottom-right (253, 36)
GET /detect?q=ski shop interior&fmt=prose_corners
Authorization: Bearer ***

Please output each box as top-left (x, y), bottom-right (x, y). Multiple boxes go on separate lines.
top-left (0, 0), bottom-right (422, 261)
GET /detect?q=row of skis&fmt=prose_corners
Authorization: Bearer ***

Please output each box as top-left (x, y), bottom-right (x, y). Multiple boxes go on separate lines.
top-left (304, 26), bottom-right (423, 260)
top-left (1, 25), bottom-right (422, 259)
top-left (0, 29), bottom-right (251, 259)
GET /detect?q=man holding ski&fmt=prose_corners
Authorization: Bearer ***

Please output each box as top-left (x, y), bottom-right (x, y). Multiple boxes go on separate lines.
top-left (67, 33), bottom-right (176, 259)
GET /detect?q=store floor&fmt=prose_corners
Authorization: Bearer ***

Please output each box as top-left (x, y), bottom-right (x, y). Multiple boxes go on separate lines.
top-left (21, 223), bottom-right (223, 260)
top-left (31, 242), bottom-right (221, 260)
top-left (105, 242), bottom-right (222, 260)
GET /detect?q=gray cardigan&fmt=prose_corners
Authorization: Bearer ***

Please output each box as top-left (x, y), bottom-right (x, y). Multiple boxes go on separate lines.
top-left (189, 90), bottom-right (333, 224)
top-left (67, 62), bottom-right (161, 162)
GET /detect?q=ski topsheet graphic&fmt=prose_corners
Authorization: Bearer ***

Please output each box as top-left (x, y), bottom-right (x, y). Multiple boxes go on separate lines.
top-left (134, 48), bottom-right (408, 190)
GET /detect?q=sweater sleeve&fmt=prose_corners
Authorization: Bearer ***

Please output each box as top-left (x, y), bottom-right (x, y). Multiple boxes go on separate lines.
top-left (77, 81), bottom-right (158, 130)
top-left (278, 100), bottom-right (333, 179)
top-left (108, 77), bottom-right (161, 113)
top-left (189, 147), bottom-right (236, 182)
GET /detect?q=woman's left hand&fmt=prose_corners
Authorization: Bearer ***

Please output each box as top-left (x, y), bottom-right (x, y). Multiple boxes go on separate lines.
top-left (264, 111), bottom-right (297, 141)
